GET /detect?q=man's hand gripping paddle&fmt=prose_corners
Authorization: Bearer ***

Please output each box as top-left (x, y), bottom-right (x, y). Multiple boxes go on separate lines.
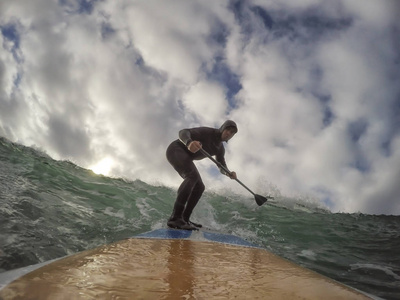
top-left (199, 148), bottom-right (274, 206)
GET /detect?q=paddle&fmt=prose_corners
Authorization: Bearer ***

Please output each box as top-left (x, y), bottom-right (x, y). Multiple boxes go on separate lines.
top-left (199, 148), bottom-right (273, 206)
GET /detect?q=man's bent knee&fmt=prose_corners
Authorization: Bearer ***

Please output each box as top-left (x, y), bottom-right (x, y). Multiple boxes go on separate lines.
top-left (194, 180), bottom-right (205, 194)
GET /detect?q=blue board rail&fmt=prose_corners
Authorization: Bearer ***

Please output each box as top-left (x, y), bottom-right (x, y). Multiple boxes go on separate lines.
top-left (136, 228), bottom-right (258, 248)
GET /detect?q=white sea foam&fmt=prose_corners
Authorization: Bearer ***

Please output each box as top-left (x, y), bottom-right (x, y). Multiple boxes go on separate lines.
top-left (230, 211), bottom-right (255, 221)
top-left (151, 221), bottom-right (164, 230)
top-left (298, 249), bottom-right (317, 261)
top-left (103, 207), bottom-right (125, 219)
top-left (135, 197), bottom-right (157, 219)
top-left (350, 263), bottom-right (400, 280)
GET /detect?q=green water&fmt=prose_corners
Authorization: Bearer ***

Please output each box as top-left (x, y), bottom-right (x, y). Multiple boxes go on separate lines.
top-left (0, 137), bottom-right (399, 299)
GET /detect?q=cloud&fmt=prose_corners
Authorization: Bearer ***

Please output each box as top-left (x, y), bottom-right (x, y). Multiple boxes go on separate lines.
top-left (182, 81), bottom-right (228, 124)
top-left (0, 0), bottom-right (399, 214)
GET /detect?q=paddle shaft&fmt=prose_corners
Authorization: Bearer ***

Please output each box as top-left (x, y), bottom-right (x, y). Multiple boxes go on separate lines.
top-left (199, 148), bottom-right (256, 196)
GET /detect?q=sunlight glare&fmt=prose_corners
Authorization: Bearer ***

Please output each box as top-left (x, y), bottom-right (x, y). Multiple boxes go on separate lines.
top-left (90, 157), bottom-right (113, 176)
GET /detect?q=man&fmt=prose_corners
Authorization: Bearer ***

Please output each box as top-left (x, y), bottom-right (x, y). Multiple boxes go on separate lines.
top-left (166, 120), bottom-right (238, 230)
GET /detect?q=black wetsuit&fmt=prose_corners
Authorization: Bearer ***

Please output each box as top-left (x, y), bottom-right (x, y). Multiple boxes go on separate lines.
top-left (166, 121), bottom-right (237, 228)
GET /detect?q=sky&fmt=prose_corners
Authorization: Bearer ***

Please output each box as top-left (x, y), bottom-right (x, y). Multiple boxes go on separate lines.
top-left (1, 0), bottom-right (399, 215)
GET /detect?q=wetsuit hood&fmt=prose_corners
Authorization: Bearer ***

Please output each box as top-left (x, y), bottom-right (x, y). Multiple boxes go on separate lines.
top-left (219, 120), bottom-right (238, 133)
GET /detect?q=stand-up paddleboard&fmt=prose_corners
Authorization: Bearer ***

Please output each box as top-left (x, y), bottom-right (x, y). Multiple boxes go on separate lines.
top-left (0, 228), bottom-right (374, 299)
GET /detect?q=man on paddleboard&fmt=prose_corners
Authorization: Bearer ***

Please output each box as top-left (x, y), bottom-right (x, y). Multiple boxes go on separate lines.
top-left (166, 120), bottom-right (238, 230)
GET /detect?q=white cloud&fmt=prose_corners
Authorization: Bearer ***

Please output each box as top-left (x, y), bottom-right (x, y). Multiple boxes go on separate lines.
top-left (102, 0), bottom-right (229, 84)
top-left (344, 0), bottom-right (399, 28)
top-left (182, 81), bottom-right (228, 124)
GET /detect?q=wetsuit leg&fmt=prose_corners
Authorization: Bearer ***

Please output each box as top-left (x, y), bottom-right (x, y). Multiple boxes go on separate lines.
top-left (182, 180), bottom-right (205, 223)
top-left (166, 141), bottom-right (203, 227)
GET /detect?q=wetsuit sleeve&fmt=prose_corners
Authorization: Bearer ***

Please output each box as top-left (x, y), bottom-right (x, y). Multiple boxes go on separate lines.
top-left (216, 147), bottom-right (230, 176)
top-left (179, 129), bottom-right (193, 146)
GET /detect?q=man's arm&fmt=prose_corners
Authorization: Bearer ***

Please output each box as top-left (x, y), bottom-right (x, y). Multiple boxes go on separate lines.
top-left (179, 129), bottom-right (192, 146)
top-left (216, 147), bottom-right (227, 173)
top-left (216, 148), bottom-right (237, 179)
top-left (179, 129), bottom-right (202, 153)
top-left (218, 164), bottom-right (237, 179)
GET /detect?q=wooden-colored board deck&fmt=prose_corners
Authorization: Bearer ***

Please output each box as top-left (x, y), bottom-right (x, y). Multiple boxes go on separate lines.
top-left (0, 237), bottom-right (370, 300)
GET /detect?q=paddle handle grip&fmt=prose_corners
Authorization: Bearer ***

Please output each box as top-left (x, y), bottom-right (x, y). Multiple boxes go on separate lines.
top-left (199, 148), bottom-right (256, 196)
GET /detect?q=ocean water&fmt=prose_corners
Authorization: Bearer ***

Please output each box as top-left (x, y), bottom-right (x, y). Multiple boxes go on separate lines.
top-left (0, 136), bottom-right (399, 300)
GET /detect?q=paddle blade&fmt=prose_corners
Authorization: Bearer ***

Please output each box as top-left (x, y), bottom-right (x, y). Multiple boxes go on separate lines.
top-left (255, 194), bottom-right (269, 206)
